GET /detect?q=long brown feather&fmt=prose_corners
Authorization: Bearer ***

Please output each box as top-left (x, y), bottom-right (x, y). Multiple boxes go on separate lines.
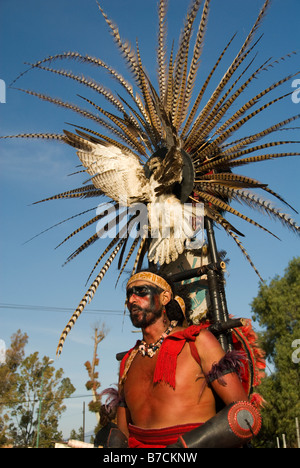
top-left (218, 115), bottom-right (300, 155)
top-left (172, 0), bottom-right (203, 127)
top-left (193, 191), bottom-right (280, 239)
top-left (157, 0), bottom-right (168, 101)
top-left (182, 0), bottom-right (211, 123)
top-left (96, 2), bottom-right (140, 84)
top-left (182, 33), bottom-right (237, 139)
top-left (56, 239), bottom-right (125, 355)
top-left (197, 92), bottom-right (294, 160)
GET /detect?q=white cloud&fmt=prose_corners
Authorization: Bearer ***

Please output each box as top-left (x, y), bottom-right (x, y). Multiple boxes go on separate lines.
top-left (0, 139), bottom-right (76, 184)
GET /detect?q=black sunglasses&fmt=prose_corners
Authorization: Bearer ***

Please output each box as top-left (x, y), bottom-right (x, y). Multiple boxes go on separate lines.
top-left (126, 285), bottom-right (162, 300)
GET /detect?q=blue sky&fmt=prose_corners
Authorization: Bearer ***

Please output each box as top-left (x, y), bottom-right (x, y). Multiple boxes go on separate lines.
top-left (0, 0), bottom-right (299, 440)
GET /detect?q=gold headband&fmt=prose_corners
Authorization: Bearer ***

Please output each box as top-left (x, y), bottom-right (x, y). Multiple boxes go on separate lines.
top-left (127, 272), bottom-right (172, 293)
top-left (174, 295), bottom-right (186, 317)
top-left (127, 272), bottom-right (185, 317)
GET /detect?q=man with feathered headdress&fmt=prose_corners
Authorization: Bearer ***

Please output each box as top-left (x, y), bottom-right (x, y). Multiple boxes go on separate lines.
top-left (103, 269), bottom-right (261, 449)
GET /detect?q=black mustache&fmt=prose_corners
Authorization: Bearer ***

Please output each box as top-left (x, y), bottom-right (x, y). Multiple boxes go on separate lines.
top-left (129, 304), bottom-right (143, 313)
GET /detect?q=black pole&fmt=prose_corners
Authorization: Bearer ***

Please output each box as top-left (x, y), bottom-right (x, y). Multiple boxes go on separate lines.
top-left (204, 217), bottom-right (232, 352)
top-left (82, 401), bottom-right (85, 442)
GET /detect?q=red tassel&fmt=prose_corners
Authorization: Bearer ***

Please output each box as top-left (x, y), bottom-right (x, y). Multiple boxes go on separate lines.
top-left (153, 324), bottom-right (210, 389)
top-left (153, 348), bottom-right (180, 389)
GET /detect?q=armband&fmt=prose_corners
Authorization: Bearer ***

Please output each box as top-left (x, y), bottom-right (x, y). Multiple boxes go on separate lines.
top-left (205, 350), bottom-right (245, 386)
top-left (118, 398), bottom-right (128, 408)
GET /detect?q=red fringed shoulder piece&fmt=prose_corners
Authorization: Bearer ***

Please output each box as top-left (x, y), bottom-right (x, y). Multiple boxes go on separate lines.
top-left (153, 324), bottom-right (210, 389)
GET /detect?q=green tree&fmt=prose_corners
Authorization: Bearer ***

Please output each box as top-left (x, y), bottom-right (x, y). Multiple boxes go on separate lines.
top-left (0, 330), bottom-right (28, 446)
top-left (69, 426), bottom-right (84, 442)
top-left (251, 257), bottom-right (300, 448)
top-left (0, 330), bottom-right (76, 447)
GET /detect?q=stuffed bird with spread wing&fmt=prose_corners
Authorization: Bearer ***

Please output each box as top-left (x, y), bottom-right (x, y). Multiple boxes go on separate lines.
top-left (2, 0), bottom-right (300, 354)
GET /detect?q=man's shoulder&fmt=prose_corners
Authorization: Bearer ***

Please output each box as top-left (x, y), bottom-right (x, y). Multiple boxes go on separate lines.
top-left (194, 326), bottom-right (218, 344)
top-left (194, 326), bottom-right (226, 361)
top-left (174, 322), bottom-right (209, 332)
top-left (180, 323), bottom-right (211, 339)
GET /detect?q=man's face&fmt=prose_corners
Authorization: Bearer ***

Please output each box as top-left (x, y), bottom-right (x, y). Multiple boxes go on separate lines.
top-left (126, 281), bottom-right (164, 328)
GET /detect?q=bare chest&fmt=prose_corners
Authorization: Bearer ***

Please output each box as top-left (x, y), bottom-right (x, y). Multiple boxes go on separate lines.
top-left (123, 343), bottom-right (204, 400)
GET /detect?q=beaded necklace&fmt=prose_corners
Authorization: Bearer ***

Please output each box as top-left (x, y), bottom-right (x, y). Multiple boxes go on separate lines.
top-left (138, 320), bottom-right (178, 357)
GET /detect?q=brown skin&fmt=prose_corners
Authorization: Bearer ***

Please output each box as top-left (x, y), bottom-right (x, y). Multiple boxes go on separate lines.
top-left (118, 280), bottom-right (248, 436)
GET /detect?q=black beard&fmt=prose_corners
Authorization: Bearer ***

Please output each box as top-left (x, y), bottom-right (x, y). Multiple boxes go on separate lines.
top-left (129, 304), bottom-right (163, 329)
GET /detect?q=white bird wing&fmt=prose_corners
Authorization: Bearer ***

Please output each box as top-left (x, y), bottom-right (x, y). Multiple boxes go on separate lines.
top-left (147, 194), bottom-right (204, 265)
top-left (64, 130), bottom-right (152, 205)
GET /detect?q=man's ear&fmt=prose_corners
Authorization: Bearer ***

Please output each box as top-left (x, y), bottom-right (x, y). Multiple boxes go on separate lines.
top-left (161, 290), bottom-right (172, 306)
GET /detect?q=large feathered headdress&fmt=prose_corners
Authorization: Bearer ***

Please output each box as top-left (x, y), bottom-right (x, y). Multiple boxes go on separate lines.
top-left (2, 0), bottom-right (299, 354)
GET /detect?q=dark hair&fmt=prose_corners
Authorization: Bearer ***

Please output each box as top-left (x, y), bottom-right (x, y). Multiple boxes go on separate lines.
top-left (100, 403), bottom-right (117, 426)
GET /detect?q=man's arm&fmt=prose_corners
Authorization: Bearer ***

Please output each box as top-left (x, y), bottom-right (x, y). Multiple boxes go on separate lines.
top-left (167, 330), bottom-right (261, 448)
top-left (196, 329), bottom-right (248, 403)
top-left (117, 406), bottom-right (131, 438)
